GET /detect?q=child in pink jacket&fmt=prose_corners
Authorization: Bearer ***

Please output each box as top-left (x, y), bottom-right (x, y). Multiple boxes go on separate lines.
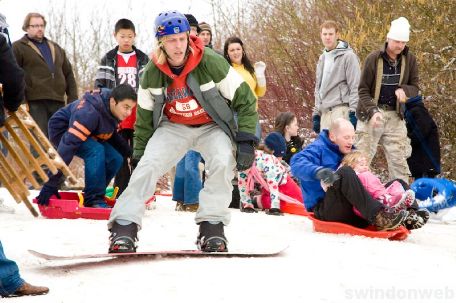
top-left (341, 151), bottom-right (415, 211)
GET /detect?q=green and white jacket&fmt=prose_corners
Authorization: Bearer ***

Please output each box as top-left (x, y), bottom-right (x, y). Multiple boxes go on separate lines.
top-left (134, 36), bottom-right (258, 159)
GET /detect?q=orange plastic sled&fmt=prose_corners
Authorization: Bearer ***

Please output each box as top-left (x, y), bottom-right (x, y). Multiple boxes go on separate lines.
top-left (280, 199), bottom-right (410, 241)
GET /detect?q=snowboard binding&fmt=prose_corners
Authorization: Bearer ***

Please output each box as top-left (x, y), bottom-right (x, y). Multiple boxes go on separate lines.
top-left (109, 221), bottom-right (138, 253)
top-left (196, 221), bottom-right (228, 252)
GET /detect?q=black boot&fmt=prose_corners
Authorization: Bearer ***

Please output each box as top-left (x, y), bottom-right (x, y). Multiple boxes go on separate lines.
top-left (266, 208), bottom-right (283, 216)
top-left (403, 209), bottom-right (429, 230)
top-left (109, 221), bottom-right (138, 253)
top-left (196, 221), bottom-right (228, 252)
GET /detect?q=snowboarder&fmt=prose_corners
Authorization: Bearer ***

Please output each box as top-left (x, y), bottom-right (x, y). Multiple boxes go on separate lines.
top-left (108, 10), bottom-right (258, 253)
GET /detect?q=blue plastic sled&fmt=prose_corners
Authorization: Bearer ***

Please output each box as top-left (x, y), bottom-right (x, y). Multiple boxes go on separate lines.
top-left (411, 178), bottom-right (456, 212)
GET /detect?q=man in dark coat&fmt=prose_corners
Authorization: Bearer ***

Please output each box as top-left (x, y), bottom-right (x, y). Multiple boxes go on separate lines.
top-left (0, 33), bottom-right (49, 299)
top-left (12, 12), bottom-right (78, 137)
top-left (405, 96), bottom-right (441, 179)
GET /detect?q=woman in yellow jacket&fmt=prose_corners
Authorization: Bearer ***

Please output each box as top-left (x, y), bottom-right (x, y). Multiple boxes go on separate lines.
top-left (224, 36), bottom-right (266, 139)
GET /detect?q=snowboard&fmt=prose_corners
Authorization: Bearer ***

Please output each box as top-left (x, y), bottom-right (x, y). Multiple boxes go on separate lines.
top-left (28, 247), bottom-right (287, 261)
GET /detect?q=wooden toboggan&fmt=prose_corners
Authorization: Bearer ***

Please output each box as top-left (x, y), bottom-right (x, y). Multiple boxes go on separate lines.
top-left (0, 104), bottom-right (77, 217)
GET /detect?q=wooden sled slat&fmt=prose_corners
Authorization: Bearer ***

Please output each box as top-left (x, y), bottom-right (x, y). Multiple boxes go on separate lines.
top-left (0, 104), bottom-right (77, 217)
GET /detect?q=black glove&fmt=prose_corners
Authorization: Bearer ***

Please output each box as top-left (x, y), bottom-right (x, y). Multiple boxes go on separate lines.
top-left (130, 157), bottom-right (140, 172)
top-left (349, 111), bottom-right (358, 129)
top-left (236, 131), bottom-right (259, 171)
top-left (315, 168), bottom-right (339, 185)
top-left (312, 115), bottom-right (321, 134)
top-left (37, 184), bottom-right (61, 206)
top-left (236, 141), bottom-right (255, 171)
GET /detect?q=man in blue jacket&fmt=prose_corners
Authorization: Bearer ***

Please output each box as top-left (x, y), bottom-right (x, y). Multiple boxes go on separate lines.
top-left (291, 118), bottom-right (408, 230)
top-left (36, 84), bottom-right (137, 208)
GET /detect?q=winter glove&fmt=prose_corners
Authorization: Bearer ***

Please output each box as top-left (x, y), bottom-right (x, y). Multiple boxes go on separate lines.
top-left (312, 115), bottom-right (321, 134)
top-left (315, 168), bottom-right (339, 186)
top-left (349, 111), bottom-right (357, 129)
top-left (236, 141), bottom-right (255, 171)
top-left (254, 61), bottom-right (267, 87)
top-left (36, 184), bottom-right (61, 206)
top-left (130, 157), bottom-right (140, 172)
top-left (236, 131), bottom-right (259, 171)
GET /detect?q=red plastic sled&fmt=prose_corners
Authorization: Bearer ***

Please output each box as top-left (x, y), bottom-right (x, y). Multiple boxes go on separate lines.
top-left (33, 192), bottom-right (111, 220)
top-left (280, 199), bottom-right (410, 241)
top-left (306, 213), bottom-right (410, 241)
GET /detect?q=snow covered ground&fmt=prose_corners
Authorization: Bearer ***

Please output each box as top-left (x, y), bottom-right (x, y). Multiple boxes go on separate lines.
top-left (1, 187), bottom-right (456, 303)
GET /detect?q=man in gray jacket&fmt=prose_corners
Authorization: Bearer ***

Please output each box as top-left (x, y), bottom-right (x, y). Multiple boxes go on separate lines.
top-left (312, 20), bottom-right (360, 133)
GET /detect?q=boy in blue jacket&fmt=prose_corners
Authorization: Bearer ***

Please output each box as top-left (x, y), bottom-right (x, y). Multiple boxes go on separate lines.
top-left (291, 118), bottom-right (410, 230)
top-left (36, 84), bottom-right (137, 208)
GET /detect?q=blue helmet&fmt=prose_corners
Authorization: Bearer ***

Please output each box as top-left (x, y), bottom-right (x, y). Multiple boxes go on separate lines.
top-left (155, 10), bottom-right (190, 38)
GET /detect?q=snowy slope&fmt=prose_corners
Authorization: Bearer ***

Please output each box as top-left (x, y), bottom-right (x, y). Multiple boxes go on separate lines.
top-left (1, 187), bottom-right (455, 303)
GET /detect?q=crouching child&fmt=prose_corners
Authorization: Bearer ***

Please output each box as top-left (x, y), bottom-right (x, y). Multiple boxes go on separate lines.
top-left (36, 84), bottom-right (137, 208)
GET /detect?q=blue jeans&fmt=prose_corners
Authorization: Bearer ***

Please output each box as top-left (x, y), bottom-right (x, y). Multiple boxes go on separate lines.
top-left (172, 150), bottom-right (202, 205)
top-left (75, 138), bottom-right (123, 206)
top-left (0, 240), bottom-right (24, 296)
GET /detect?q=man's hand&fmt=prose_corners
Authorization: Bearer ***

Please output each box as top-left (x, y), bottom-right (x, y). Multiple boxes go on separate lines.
top-left (315, 168), bottom-right (339, 186)
top-left (370, 112), bottom-right (384, 128)
top-left (312, 115), bottom-right (321, 134)
top-left (348, 111), bottom-right (357, 129)
top-left (129, 157), bottom-right (140, 173)
top-left (235, 131), bottom-right (259, 171)
top-left (395, 88), bottom-right (407, 103)
top-left (36, 184), bottom-right (61, 206)
top-left (236, 141), bottom-right (255, 171)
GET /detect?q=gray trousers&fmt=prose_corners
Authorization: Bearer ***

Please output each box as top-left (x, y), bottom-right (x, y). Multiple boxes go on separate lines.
top-left (321, 104), bottom-right (349, 130)
top-left (109, 121), bottom-right (236, 229)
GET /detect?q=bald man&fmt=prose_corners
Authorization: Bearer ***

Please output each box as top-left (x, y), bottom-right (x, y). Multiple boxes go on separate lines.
top-left (291, 118), bottom-right (409, 230)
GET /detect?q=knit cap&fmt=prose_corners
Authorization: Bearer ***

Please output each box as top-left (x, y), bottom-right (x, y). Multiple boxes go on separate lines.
top-left (185, 14), bottom-right (199, 28)
top-left (387, 17), bottom-right (410, 42)
top-left (264, 132), bottom-right (287, 158)
top-left (198, 22), bottom-right (212, 34)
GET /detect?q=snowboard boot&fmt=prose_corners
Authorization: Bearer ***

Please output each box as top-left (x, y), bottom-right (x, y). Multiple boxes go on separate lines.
top-left (196, 221), bottom-right (228, 252)
top-left (266, 208), bottom-right (283, 216)
top-left (373, 207), bottom-right (408, 231)
top-left (109, 221), bottom-right (138, 253)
